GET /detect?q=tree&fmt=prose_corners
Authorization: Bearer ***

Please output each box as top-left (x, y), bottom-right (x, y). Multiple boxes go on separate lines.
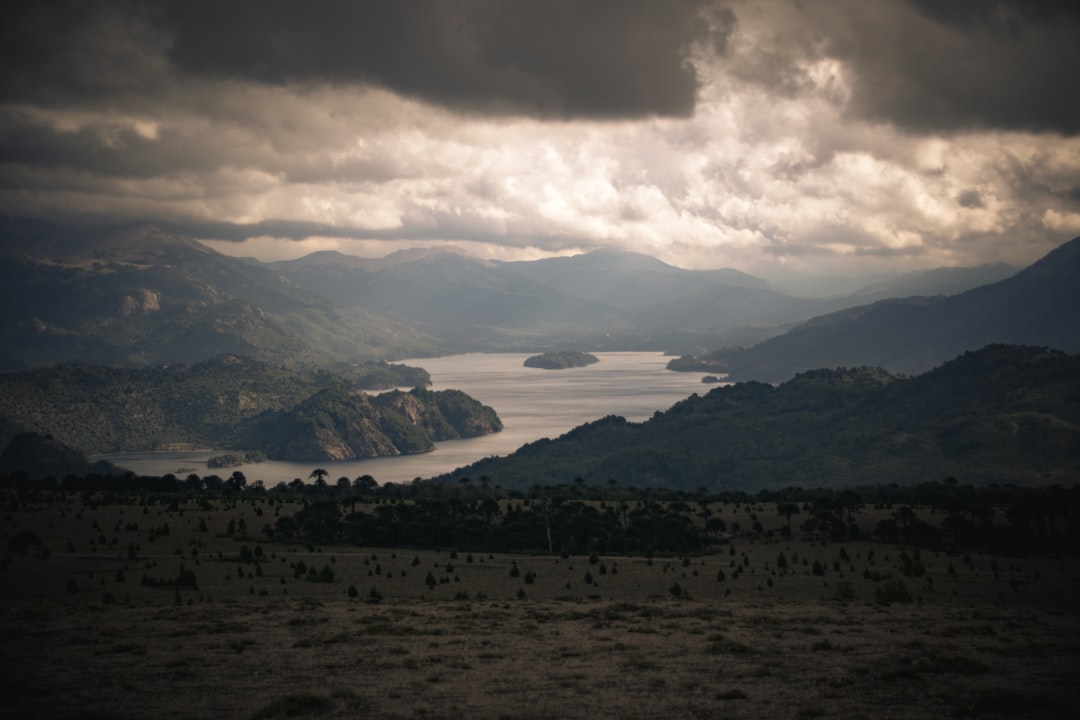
top-left (893, 505), bottom-right (917, 530)
top-left (228, 471), bottom-right (247, 492)
top-left (309, 468), bottom-right (329, 488)
top-left (777, 502), bottom-right (800, 534)
top-left (479, 497), bottom-right (501, 525)
top-left (354, 475), bottom-right (377, 496)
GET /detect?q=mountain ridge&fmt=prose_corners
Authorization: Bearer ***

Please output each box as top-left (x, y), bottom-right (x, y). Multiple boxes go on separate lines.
top-left (670, 237), bottom-right (1080, 382)
top-left (0, 221), bottom-right (442, 371)
top-left (437, 345), bottom-right (1080, 492)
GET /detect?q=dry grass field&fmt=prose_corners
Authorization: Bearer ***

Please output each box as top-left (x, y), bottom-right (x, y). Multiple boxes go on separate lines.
top-left (2, 493), bottom-right (1079, 719)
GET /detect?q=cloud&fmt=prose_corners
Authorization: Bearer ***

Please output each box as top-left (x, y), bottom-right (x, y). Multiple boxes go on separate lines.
top-left (0, 0), bottom-right (1078, 283)
top-left (726, 0), bottom-right (1080, 136)
top-left (161, 0), bottom-right (726, 120)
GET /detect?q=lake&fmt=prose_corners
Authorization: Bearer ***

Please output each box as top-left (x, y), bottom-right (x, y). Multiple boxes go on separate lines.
top-left (102, 352), bottom-right (716, 486)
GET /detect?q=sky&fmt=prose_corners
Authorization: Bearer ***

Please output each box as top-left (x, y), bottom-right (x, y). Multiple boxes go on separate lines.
top-left (2, 0), bottom-right (1079, 282)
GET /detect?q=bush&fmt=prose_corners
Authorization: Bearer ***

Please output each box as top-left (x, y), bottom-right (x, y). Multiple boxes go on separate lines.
top-left (250, 693), bottom-right (334, 719)
top-left (875, 578), bottom-right (912, 605)
top-left (835, 582), bottom-right (856, 601)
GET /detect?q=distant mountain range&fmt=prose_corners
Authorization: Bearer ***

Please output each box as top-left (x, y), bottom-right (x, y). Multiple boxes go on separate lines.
top-left (3, 218), bottom-right (1071, 382)
top-left (435, 345), bottom-right (1080, 491)
top-left (670, 236), bottom-right (1080, 382)
top-left (269, 243), bottom-right (1016, 352)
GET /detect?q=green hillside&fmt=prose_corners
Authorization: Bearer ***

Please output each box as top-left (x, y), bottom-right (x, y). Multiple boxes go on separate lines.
top-left (438, 345), bottom-right (1080, 491)
top-left (0, 356), bottom-right (500, 461)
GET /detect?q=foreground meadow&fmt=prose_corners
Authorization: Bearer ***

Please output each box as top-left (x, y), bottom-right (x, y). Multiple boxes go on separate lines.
top-left (2, 492), bottom-right (1078, 719)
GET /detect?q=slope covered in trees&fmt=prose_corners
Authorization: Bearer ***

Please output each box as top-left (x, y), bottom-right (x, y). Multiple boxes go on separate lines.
top-left (439, 345), bottom-right (1080, 491)
top-left (0, 355), bottom-right (500, 461)
top-left (524, 351), bottom-right (599, 369)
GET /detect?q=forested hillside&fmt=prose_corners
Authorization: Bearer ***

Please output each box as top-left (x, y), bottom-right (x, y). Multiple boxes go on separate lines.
top-left (0, 355), bottom-right (500, 461)
top-left (441, 345), bottom-right (1080, 491)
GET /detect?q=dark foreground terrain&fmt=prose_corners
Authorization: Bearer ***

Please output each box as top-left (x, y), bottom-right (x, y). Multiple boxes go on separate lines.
top-left (2, 491), bottom-right (1078, 719)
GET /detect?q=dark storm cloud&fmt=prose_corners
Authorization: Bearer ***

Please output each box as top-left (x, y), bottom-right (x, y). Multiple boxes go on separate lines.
top-left (163, 0), bottom-right (725, 119)
top-left (835, 0), bottom-right (1080, 135)
top-left (0, 1), bottom-right (167, 109)
top-left (0, 0), bottom-right (730, 120)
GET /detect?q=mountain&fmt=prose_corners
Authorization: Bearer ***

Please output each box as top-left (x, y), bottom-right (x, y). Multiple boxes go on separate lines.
top-left (272, 246), bottom-right (837, 350)
top-left (435, 345), bottom-right (1080, 491)
top-left (847, 263), bottom-right (1018, 303)
top-left (271, 248), bottom-right (620, 347)
top-left (673, 237), bottom-right (1080, 382)
top-left (0, 355), bottom-right (501, 462)
top-left (499, 247), bottom-right (769, 308)
top-left (0, 220), bottom-right (441, 370)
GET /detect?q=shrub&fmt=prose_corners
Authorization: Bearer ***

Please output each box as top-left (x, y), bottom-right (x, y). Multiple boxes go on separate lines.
top-left (875, 578), bottom-right (912, 605)
top-left (250, 693), bottom-right (334, 720)
top-left (835, 582), bottom-right (856, 601)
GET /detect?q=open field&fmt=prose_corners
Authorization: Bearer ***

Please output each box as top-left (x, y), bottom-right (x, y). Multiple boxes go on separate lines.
top-left (2, 492), bottom-right (1079, 719)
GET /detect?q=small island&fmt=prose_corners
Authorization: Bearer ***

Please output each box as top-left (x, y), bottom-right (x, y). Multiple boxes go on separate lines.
top-left (524, 351), bottom-right (600, 370)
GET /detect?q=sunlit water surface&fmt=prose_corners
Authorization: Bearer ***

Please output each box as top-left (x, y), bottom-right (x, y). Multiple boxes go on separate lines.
top-left (102, 352), bottom-right (714, 485)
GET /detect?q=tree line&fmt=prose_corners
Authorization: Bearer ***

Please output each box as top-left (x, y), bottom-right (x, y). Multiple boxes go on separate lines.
top-left (3, 469), bottom-right (1076, 557)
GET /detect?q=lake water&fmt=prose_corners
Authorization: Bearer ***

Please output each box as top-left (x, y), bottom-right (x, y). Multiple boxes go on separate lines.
top-left (103, 352), bottom-right (715, 486)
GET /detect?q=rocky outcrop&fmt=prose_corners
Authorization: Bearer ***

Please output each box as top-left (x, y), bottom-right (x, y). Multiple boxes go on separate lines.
top-left (248, 387), bottom-right (502, 461)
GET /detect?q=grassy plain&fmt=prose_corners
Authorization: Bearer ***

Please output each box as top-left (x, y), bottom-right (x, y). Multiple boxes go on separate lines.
top-left (2, 493), bottom-right (1079, 719)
